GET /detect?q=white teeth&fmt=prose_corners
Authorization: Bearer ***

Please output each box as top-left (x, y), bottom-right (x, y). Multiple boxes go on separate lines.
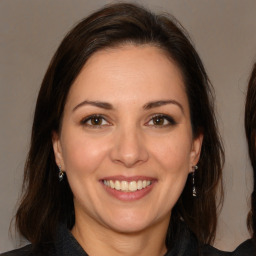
top-left (137, 180), bottom-right (143, 190)
top-left (110, 180), bottom-right (115, 189)
top-left (115, 180), bottom-right (121, 190)
top-left (121, 181), bottom-right (128, 191)
top-left (104, 180), bottom-right (152, 192)
top-left (129, 181), bottom-right (137, 192)
top-left (104, 180), bottom-right (110, 187)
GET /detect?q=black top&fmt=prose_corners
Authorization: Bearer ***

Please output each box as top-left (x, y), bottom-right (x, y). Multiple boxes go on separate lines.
top-left (1, 223), bottom-right (199, 256)
top-left (203, 239), bottom-right (256, 256)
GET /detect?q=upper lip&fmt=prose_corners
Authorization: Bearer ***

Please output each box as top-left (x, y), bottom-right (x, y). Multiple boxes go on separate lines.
top-left (100, 175), bottom-right (157, 182)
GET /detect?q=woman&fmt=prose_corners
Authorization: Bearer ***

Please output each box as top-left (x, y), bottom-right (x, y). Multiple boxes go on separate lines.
top-left (204, 64), bottom-right (256, 256)
top-left (242, 62), bottom-right (256, 254)
top-left (1, 3), bottom-right (224, 256)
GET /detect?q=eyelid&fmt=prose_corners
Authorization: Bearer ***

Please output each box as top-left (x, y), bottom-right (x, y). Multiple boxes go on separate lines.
top-left (145, 114), bottom-right (177, 127)
top-left (80, 114), bottom-right (112, 127)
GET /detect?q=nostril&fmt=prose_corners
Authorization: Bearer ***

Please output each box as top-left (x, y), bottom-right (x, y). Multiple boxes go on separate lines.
top-left (109, 130), bottom-right (149, 167)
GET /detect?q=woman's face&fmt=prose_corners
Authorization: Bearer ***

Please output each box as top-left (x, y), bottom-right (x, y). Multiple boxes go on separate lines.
top-left (53, 45), bottom-right (202, 234)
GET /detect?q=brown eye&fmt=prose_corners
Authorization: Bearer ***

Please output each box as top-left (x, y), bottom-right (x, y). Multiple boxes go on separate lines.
top-left (152, 116), bottom-right (165, 125)
top-left (146, 114), bottom-right (177, 127)
top-left (90, 116), bottom-right (103, 125)
top-left (81, 115), bottom-right (109, 127)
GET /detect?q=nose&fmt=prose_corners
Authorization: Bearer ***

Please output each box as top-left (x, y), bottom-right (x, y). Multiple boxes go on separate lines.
top-left (110, 126), bottom-right (149, 168)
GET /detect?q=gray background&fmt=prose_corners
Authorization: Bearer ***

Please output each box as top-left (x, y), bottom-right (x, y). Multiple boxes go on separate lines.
top-left (1, 0), bottom-right (256, 253)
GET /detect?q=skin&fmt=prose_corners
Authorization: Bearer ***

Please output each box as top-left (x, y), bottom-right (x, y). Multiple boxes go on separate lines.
top-left (53, 44), bottom-right (203, 256)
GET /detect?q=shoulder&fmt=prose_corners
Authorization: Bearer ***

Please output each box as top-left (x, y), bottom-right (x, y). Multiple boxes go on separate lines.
top-left (0, 244), bottom-right (55, 256)
top-left (202, 244), bottom-right (231, 256)
top-left (202, 239), bottom-right (256, 256)
top-left (1, 245), bottom-right (34, 256)
top-left (233, 239), bottom-right (256, 256)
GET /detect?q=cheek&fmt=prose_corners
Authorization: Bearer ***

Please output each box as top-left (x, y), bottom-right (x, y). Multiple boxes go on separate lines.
top-left (61, 132), bottom-right (110, 176)
top-left (150, 132), bottom-right (192, 172)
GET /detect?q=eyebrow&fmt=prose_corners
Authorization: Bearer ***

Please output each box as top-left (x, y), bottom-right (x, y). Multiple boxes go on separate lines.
top-left (72, 99), bottom-right (184, 113)
top-left (143, 100), bottom-right (184, 113)
top-left (72, 100), bottom-right (113, 112)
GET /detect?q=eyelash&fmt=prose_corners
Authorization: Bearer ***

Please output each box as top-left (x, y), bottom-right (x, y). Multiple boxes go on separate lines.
top-left (80, 114), bottom-right (177, 128)
top-left (80, 115), bottom-right (110, 128)
top-left (146, 114), bottom-right (177, 127)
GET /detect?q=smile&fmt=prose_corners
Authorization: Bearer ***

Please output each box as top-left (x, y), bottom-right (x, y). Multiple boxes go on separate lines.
top-left (103, 180), bottom-right (152, 192)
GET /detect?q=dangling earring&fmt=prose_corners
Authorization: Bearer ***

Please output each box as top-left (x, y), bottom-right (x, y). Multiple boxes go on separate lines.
top-left (192, 165), bottom-right (198, 197)
top-left (58, 165), bottom-right (65, 182)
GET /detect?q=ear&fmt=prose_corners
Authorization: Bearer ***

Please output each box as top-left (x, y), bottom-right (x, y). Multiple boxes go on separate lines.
top-left (189, 133), bottom-right (203, 173)
top-left (52, 131), bottom-right (66, 170)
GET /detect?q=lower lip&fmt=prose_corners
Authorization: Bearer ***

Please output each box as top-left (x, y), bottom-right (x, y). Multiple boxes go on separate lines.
top-left (102, 182), bottom-right (155, 201)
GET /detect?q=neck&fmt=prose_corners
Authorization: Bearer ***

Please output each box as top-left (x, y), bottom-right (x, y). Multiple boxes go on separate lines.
top-left (71, 212), bottom-right (170, 256)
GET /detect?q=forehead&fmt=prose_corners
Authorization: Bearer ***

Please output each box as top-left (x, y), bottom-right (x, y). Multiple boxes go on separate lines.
top-left (66, 44), bottom-right (189, 112)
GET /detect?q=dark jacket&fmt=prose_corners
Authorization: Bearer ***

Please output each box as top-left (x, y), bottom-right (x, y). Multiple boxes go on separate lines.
top-left (203, 239), bottom-right (256, 256)
top-left (1, 223), bottom-right (199, 256)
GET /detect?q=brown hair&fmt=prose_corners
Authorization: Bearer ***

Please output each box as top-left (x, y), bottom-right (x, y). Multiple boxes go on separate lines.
top-left (15, 2), bottom-right (224, 249)
top-left (245, 63), bottom-right (256, 242)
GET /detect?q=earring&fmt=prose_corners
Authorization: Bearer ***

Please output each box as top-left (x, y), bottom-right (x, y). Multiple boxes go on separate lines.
top-left (192, 165), bottom-right (198, 197)
top-left (58, 165), bottom-right (65, 182)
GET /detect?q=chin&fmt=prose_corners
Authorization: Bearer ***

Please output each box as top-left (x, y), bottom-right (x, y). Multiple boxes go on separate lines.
top-left (108, 221), bottom-right (151, 234)
top-left (102, 211), bottom-right (157, 234)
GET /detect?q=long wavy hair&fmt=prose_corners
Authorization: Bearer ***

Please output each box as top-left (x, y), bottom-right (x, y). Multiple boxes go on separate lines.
top-left (245, 63), bottom-right (256, 242)
top-left (15, 2), bottom-right (224, 250)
